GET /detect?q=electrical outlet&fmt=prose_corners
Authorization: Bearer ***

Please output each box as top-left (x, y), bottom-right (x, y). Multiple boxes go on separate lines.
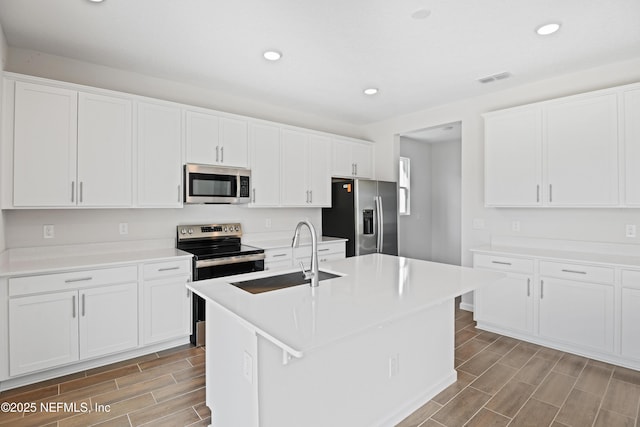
top-left (243, 352), bottom-right (253, 383)
top-left (119, 223), bottom-right (129, 235)
top-left (512, 221), bottom-right (521, 232)
top-left (472, 218), bottom-right (485, 230)
top-left (43, 224), bottom-right (55, 239)
top-left (265, 218), bottom-right (272, 229)
top-left (388, 354), bottom-right (399, 378)
top-left (626, 224), bottom-right (636, 238)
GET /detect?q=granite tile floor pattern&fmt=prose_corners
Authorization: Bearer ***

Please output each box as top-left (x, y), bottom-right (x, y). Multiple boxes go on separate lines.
top-left (396, 306), bottom-right (640, 427)
top-left (1, 305), bottom-right (639, 427)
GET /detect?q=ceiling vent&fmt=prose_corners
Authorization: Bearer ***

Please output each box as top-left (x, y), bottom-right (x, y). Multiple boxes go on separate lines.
top-left (477, 72), bottom-right (512, 84)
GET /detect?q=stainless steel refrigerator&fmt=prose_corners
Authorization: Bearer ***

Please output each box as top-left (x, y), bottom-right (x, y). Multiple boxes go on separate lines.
top-left (322, 178), bottom-right (398, 257)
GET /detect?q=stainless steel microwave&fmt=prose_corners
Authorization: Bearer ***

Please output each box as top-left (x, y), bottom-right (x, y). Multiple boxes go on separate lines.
top-left (184, 164), bottom-right (251, 204)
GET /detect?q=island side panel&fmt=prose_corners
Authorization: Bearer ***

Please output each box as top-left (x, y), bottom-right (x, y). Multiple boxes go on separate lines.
top-left (257, 300), bottom-right (456, 427)
top-left (206, 301), bottom-right (259, 427)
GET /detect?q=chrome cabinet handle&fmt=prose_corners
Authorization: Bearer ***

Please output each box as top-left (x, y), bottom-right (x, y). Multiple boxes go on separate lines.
top-left (355, 163), bottom-right (358, 176)
top-left (65, 277), bottom-right (93, 283)
top-left (71, 181), bottom-right (75, 203)
top-left (561, 269), bottom-right (587, 275)
top-left (309, 190), bottom-right (312, 203)
top-left (491, 261), bottom-right (512, 266)
top-left (549, 184), bottom-right (553, 202)
top-left (72, 295), bottom-right (76, 318)
top-left (252, 188), bottom-right (256, 203)
top-left (221, 146), bottom-right (224, 163)
top-left (305, 190), bottom-right (309, 203)
top-left (159, 266), bottom-right (180, 272)
top-left (540, 280), bottom-right (544, 299)
top-left (273, 253), bottom-right (287, 258)
top-left (319, 248), bottom-right (330, 252)
top-left (536, 185), bottom-right (540, 203)
top-left (81, 293), bottom-right (86, 317)
top-left (216, 146), bottom-right (219, 162)
top-left (527, 278), bottom-right (530, 297)
top-left (79, 182), bottom-right (84, 203)
top-left (352, 163), bottom-right (355, 175)
top-left (177, 185), bottom-right (181, 202)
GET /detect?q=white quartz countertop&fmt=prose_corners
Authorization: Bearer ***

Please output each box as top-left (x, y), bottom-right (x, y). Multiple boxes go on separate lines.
top-left (0, 245), bottom-right (192, 277)
top-left (471, 245), bottom-right (640, 269)
top-left (187, 254), bottom-right (503, 358)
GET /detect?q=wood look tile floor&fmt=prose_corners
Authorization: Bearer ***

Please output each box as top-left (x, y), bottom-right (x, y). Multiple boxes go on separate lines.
top-left (2, 304), bottom-right (640, 427)
top-left (397, 306), bottom-right (640, 427)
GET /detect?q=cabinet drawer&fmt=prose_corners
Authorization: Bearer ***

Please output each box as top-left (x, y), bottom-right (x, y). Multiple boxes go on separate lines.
top-left (473, 254), bottom-right (534, 274)
top-left (143, 259), bottom-right (191, 280)
top-left (539, 261), bottom-right (614, 284)
top-left (9, 266), bottom-right (138, 297)
top-left (622, 270), bottom-right (640, 289)
top-left (265, 248), bottom-right (292, 262)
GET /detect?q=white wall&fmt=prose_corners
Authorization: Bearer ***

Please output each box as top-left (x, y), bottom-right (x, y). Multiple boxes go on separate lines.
top-left (363, 56), bottom-right (640, 267)
top-left (399, 137), bottom-right (432, 260)
top-left (399, 137), bottom-right (461, 265)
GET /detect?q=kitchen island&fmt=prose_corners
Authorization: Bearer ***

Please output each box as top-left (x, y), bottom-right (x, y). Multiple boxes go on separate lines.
top-left (187, 254), bottom-right (503, 427)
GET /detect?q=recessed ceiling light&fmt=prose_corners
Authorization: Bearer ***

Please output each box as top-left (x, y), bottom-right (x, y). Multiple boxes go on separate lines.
top-left (263, 51), bottom-right (282, 61)
top-left (363, 88), bottom-right (379, 96)
top-left (536, 22), bottom-right (561, 36)
top-left (411, 9), bottom-right (432, 20)
top-left (87, 0), bottom-right (105, 3)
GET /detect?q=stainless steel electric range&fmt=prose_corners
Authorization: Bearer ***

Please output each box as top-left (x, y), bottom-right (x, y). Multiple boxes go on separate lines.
top-left (176, 223), bottom-right (265, 346)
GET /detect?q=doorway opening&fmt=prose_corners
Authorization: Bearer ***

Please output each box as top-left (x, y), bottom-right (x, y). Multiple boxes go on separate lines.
top-left (398, 121), bottom-right (462, 266)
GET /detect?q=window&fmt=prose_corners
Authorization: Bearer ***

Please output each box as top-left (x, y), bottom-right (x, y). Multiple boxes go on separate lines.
top-left (399, 157), bottom-right (410, 215)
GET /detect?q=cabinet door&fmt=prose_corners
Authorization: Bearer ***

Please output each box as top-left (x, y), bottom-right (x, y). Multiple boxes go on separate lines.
top-left (332, 138), bottom-right (354, 177)
top-left (308, 135), bottom-right (331, 206)
top-left (545, 94), bottom-right (619, 206)
top-left (484, 108), bottom-right (542, 206)
top-left (13, 82), bottom-right (78, 207)
top-left (143, 277), bottom-right (191, 344)
top-left (621, 287), bottom-right (640, 360)
top-left (137, 102), bottom-right (183, 207)
top-left (624, 89), bottom-right (640, 206)
top-left (474, 273), bottom-right (533, 334)
top-left (249, 123), bottom-right (281, 206)
top-left (79, 283), bottom-right (138, 359)
top-left (77, 92), bottom-right (133, 207)
top-left (352, 142), bottom-right (373, 179)
top-left (281, 129), bottom-right (309, 206)
top-left (220, 117), bottom-right (248, 167)
top-left (538, 277), bottom-right (614, 352)
top-left (9, 291), bottom-right (79, 376)
top-left (186, 110), bottom-right (219, 164)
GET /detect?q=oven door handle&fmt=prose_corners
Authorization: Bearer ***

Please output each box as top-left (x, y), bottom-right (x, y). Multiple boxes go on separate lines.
top-left (195, 253), bottom-right (266, 268)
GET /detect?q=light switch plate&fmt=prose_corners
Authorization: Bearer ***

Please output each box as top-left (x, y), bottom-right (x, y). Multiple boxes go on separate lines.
top-left (626, 224), bottom-right (636, 238)
top-left (43, 224), bottom-right (55, 239)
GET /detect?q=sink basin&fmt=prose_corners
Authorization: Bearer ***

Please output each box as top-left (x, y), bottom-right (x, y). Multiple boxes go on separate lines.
top-left (231, 270), bottom-right (342, 294)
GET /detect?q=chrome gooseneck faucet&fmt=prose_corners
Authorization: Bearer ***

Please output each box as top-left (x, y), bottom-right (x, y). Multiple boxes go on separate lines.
top-left (292, 220), bottom-right (319, 287)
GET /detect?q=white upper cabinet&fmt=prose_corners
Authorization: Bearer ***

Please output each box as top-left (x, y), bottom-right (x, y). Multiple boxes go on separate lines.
top-left (77, 92), bottom-right (133, 207)
top-left (137, 101), bottom-right (183, 207)
top-left (484, 108), bottom-right (542, 206)
top-left (331, 138), bottom-right (373, 179)
top-left (281, 130), bottom-right (331, 207)
top-left (13, 82), bottom-right (78, 207)
top-left (13, 83), bottom-right (133, 208)
top-left (249, 123), bottom-right (281, 206)
top-left (624, 89), bottom-right (640, 206)
top-left (484, 88), bottom-right (624, 207)
top-left (544, 94), bottom-right (619, 206)
top-left (185, 110), bottom-right (248, 168)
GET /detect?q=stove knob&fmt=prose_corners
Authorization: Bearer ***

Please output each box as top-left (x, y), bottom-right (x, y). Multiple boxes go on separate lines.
top-left (223, 226), bottom-right (228, 232)
top-left (188, 228), bottom-right (194, 234)
top-left (235, 225), bottom-right (240, 231)
top-left (180, 228), bottom-right (186, 235)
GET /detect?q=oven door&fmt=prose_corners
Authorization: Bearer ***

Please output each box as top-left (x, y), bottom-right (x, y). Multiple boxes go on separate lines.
top-left (191, 255), bottom-right (265, 346)
top-left (184, 164), bottom-right (251, 204)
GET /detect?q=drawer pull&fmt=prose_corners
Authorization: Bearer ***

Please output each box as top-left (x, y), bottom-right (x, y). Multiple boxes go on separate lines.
top-left (273, 253), bottom-right (288, 258)
top-left (527, 278), bottom-right (530, 297)
top-left (491, 261), bottom-right (512, 266)
top-left (561, 269), bottom-right (587, 275)
top-left (540, 280), bottom-right (544, 299)
top-left (82, 293), bottom-right (86, 317)
top-left (65, 277), bottom-right (93, 283)
top-left (319, 248), bottom-right (330, 252)
top-left (158, 266), bottom-right (180, 272)
top-left (72, 295), bottom-right (76, 318)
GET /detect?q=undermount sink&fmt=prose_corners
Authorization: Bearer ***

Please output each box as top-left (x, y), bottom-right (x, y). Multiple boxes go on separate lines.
top-left (231, 270), bottom-right (342, 294)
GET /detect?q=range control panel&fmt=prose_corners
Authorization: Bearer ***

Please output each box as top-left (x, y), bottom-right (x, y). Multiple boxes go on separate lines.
top-left (177, 223), bottom-right (242, 240)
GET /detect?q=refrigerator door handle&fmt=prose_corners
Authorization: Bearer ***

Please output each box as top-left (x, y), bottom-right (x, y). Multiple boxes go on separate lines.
top-left (376, 196), bottom-right (384, 253)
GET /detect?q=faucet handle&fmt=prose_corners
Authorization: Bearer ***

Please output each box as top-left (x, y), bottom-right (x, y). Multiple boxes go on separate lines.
top-left (299, 261), bottom-right (313, 279)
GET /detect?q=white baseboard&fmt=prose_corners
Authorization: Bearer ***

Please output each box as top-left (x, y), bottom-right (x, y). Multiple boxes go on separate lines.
top-left (459, 302), bottom-right (474, 312)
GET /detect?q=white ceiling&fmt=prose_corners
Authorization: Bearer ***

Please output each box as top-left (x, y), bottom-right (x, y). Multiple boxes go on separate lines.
top-left (1, 0), bottom-right (639, 125)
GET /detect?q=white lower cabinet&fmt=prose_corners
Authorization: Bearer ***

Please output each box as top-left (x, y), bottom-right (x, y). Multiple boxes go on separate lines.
top-left (295, 241), bottom-right (346, 270)
top-left (475, 273), bottom-right (533, 335)
top-left (264, 247), bottom-right (293, 271)
top-left (9, 291), bottom-right (79, 376)
top-left (538, 277), bottom-right (614, 352)
top-left (621, 270), bottom-right (640, 360)
top-left (142, 260), bottom-right (191, 345)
